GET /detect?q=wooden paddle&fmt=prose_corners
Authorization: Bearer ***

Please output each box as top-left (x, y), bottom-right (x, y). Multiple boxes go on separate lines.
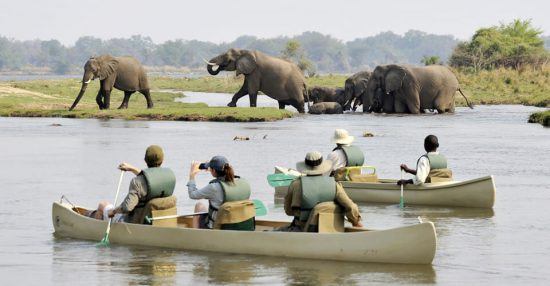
top-left (399, 169), bottom-right (405, 209)
top-left (98, 171), bottom-right (124, 247)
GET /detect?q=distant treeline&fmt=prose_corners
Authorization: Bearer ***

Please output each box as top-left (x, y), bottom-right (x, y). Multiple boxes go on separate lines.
top-left (0, 30), bottom-right (458, 74)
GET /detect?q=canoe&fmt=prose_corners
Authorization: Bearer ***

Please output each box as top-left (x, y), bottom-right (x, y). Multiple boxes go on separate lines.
top-left (52, 202), bottom-right (437, 264)
top-left (273, 167), bottom-right (496, 208)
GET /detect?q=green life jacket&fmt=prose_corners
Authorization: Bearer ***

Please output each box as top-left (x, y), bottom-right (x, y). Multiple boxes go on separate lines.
top-left (425, 153), bottom-right (448, 170)
top-left (141, 167), bottom-right (176, 201)
top-left (334, 145), bottom-right (365, 167)
top-left (299, 176), bottom-right (337, 222)
top-left (207, 177), bottom-right (251, 227)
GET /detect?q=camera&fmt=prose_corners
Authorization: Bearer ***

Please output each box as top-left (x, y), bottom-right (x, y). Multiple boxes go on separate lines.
top-left (198, 162), bottom-right (208, 170)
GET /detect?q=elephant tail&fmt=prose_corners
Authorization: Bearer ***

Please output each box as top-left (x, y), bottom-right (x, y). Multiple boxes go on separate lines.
top-left (458, 88), bottom-right (474, 109)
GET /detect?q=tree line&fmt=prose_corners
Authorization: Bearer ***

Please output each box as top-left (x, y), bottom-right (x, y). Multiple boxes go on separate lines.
top-left (0, 20), bottom-right (547, 74)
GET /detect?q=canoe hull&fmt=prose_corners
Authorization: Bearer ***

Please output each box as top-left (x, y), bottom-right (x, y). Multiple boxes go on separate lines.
top-left (273, 168), bottom-right (495, 208)
top-left (52, 202), bottom-right (437, 264)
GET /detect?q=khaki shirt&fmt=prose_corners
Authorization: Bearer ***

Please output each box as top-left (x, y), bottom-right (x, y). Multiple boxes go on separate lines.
top-left (284, 177), bottom-right (361, 226)
top-left (117, 175), bottom-right (148, 213)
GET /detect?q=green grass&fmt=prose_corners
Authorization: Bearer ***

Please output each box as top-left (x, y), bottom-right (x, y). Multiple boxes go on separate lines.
top-left (0, 79), bottom-right (292, 122)
top-left (528, 110), bottom-right (550, 126)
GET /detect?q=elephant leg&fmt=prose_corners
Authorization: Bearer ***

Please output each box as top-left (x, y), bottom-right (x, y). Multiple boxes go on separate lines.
top-left (228, 79), bottom-right (249, 107)
top-left (278, 101), bottom-right (286, 109)
top-left (394, 100), bottom-right (408, 113)
top-left (96, 89), bottom-right (104, 110)
top-left (103, 89), bottom-right (111, 109)
top-left (140, 89), bottom-right (154, 109)
top-left (404, 96), bottom-right (421, 114)
top-left (118, 91), bottom-right (134, 109)
top-left (291, 99), bottom-right (306, 113)
top-left (249, 93), bottom-right (258, 107)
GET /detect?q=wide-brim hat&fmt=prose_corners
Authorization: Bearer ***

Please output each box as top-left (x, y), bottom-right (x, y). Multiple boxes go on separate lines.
top-left (296, 151), bottom-right (333, 175)
top-left (332, 129), bottom-right (354, 145)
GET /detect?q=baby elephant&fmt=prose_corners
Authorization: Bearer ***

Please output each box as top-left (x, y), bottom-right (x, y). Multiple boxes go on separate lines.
top-left (308, 86), bottom-right (345, 105)
top-left (308, 102), bottom-right (344, 115)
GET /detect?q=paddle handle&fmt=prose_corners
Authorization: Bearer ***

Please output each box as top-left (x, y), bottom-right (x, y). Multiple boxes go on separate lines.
top-left (145, 212), bottom-right (208, 224)
top-left (105, 171), bottom-right (125, 235)
top-left (399, 169), bottom-right (404, 209)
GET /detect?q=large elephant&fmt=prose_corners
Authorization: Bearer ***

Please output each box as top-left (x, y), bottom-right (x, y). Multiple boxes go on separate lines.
top-left (343, 71), bottom-right (371, 111)
top-left (308, 102), bottom-right (344, 114)
top-left (69, 55), bottom-right (152, 111)
top-left (308, 86), bottom-right (345, 105)
top-left (364, 64), bottom-right (473, 114)
top-left (205, 49), bottom-right (308, 113)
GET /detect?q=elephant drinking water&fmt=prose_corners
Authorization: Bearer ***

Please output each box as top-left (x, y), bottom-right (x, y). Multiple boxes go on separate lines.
top-left (205, 49), bottom-right (308, 113)
top-left (69, 55), bottom-right (153, 111)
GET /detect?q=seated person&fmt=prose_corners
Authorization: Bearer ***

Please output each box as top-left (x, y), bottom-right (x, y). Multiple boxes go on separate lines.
top-left (187, 156), bottom-right (253, 230)
top-left (327, 129), bottom-right (365, 179)
top-left (281, 151), bottom-right (363, 232)
top-left (88, 145), bottom-right (176, 223)
top-left (398, 135), bottom-right (453, 186)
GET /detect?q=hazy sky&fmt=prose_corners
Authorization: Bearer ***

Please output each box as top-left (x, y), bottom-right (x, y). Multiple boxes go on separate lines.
top-left (0, 0), bottom-right (547, 45)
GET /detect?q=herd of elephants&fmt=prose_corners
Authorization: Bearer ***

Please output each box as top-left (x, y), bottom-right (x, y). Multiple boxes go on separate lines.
top-left (68, 48), bottom-right (474, 114)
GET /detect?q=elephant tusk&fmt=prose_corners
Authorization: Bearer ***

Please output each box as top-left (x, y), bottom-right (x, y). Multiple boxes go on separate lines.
top-left (81, 79), bottom-right (92, 84)
top-left (202, 58), bottom-right (217, 66)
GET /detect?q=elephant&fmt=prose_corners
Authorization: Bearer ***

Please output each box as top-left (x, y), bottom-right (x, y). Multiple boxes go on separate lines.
top-left (69, 55), bottom-right (152, 111)
top-left (343, 71), bottom-right (371, 111)
top-left (205, 49), bottom-right (308, 113)
top-left (308, 86), bottom-right (345, 105)
top-left (363, 64), bottom-right (473, 114)
top-left (308, 102), bottom-right (344, 114)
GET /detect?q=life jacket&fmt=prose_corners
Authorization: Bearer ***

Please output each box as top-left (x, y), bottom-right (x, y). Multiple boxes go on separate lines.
top-left (299, 175), bottom-right (337, 222)
top-left (136, 167), bottom-right (176, 208)
top-left (333, 145), bottom-right (365, 167)
top-left (207, 177), bottom-right (254, 230)
top-left (418, 153), bottom-right (453, 183)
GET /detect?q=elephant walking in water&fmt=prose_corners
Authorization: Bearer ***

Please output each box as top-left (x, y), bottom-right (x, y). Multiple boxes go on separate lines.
top-left (205, 49), bottom-right (308, 113)
top-left (364, 64), bottom-right (473, 114)
top-left (343, 71), bottom-right (371, 112)
top-left (69, 55), bottom-right (153, 111)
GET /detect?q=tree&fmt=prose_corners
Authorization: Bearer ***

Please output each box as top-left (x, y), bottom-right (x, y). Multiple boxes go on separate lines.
top-left (281, 40), bottom-right (316, 76)
top-left (421, 55), bottom-right (441, 65)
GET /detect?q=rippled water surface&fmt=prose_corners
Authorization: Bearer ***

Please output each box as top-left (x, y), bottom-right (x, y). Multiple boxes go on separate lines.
top-left (1, 100), bottom-right (549, 285)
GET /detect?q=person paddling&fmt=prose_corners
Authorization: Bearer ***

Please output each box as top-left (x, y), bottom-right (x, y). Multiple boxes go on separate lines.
top-left (97, 145), bottom-right (176, 222)
top-left (280, 151), bottom-right (363, 232)
top-left (327, 129), bottom-right (365, 174)
top-left (397, 135), bottom-right (453, 186)
top-left (187, 156), bottom-right (253, 229)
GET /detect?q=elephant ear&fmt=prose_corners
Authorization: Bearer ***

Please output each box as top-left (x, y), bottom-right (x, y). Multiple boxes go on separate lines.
top-left (236, 51), bottom-right (257, 75)
top-left (97, 55), bottom-right (119, 80)
top-left (385, 67), bottom-right (407, 93)
top-left (355, 78), bottom-right (368, 96)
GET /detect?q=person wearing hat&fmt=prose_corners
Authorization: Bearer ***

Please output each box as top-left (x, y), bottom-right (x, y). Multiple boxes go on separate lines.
top-left (187, 155), bottom-right (251, 229)
top-left (98, 145), bottom-right (177, 222)
top-left (327, 129), bottom-right (365, 173)
top-left (281, 151), bottom-right (363, 232)
top-left (398, 135), bottom-right (453, 186)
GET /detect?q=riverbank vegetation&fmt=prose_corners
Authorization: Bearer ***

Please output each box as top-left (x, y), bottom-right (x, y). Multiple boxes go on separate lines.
top-left (0, 80), bottom-right (292, 121)
top-left (528, 110), bottom-right (550, 126)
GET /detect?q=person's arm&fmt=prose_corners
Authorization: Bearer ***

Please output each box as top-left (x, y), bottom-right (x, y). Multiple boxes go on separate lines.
top-left (400, 164), bottom-right (416, 175)
top-left (284, 180), bottom-right (300, 216)
top-left (334, 183), bottom-right (363, 227)
top-left (119, 162), bottom-right (141, 176)
top-left (327, 151), bottom-right (338, 171)
top-left (412, 157), bottom-right (430, 185)
top-left (186, 161), bottom-right (217, 200)
top-left (109, 177), bottom-right (143, 217)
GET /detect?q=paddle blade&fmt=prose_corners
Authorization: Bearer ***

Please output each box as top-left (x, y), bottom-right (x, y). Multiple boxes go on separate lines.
top-left (267, 173), bottom-right (297, 187)
top-left (97, 233), bottom-right (110, 247)
top-left (252, 199), bottom-right (268, 216)
top-left (399, 197), bottom-right (405, 209)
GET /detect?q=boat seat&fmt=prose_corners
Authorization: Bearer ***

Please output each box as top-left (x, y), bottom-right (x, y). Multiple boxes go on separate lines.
top-left (304, 202), bottom-right (345, 233)
top-left (129, 196), bottom-right (177, 226)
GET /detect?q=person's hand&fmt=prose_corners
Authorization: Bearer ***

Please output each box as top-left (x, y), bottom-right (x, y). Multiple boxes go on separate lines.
top-left (353, 221), bottom-right (363, 228)
top-left (118, 162), bottom-right (134, 172)
top-left (189, 161), bottom-right (202, 180)
top-left (397, 179), bottom-right (412, 186)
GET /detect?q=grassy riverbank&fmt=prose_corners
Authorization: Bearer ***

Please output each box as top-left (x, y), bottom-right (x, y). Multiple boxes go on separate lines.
top-left (0, 68), bottom-right (549, 122)
top-left (0, 80), bottom-right (292, 122)
top-left (528, 110), bottom-right (550, 126)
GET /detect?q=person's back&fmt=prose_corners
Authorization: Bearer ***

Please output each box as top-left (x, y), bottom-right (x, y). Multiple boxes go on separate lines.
top-left (327, 129), bottom-right (365, 180)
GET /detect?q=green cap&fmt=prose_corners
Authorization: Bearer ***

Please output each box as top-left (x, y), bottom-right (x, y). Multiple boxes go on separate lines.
top-left (144, 145), bottom-right (164, 167)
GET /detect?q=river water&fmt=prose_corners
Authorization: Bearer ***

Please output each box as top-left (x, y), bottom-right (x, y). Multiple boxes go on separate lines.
top-left (1, 93), bottom-right (549, 285)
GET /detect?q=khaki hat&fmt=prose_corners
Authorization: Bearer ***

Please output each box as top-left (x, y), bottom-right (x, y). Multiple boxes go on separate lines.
top-left (296, 151), bottom-right (333, 175)
top-left (144, 145), bottom-right (164, 167)
top-left (331, 129), bottom-right (354, 145)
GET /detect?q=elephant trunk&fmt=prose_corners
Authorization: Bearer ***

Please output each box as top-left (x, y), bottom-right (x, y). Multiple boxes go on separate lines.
top-left (69, 83), bottom-right (88, 111)
top-left (205, 57), bottom-right (222, 75)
